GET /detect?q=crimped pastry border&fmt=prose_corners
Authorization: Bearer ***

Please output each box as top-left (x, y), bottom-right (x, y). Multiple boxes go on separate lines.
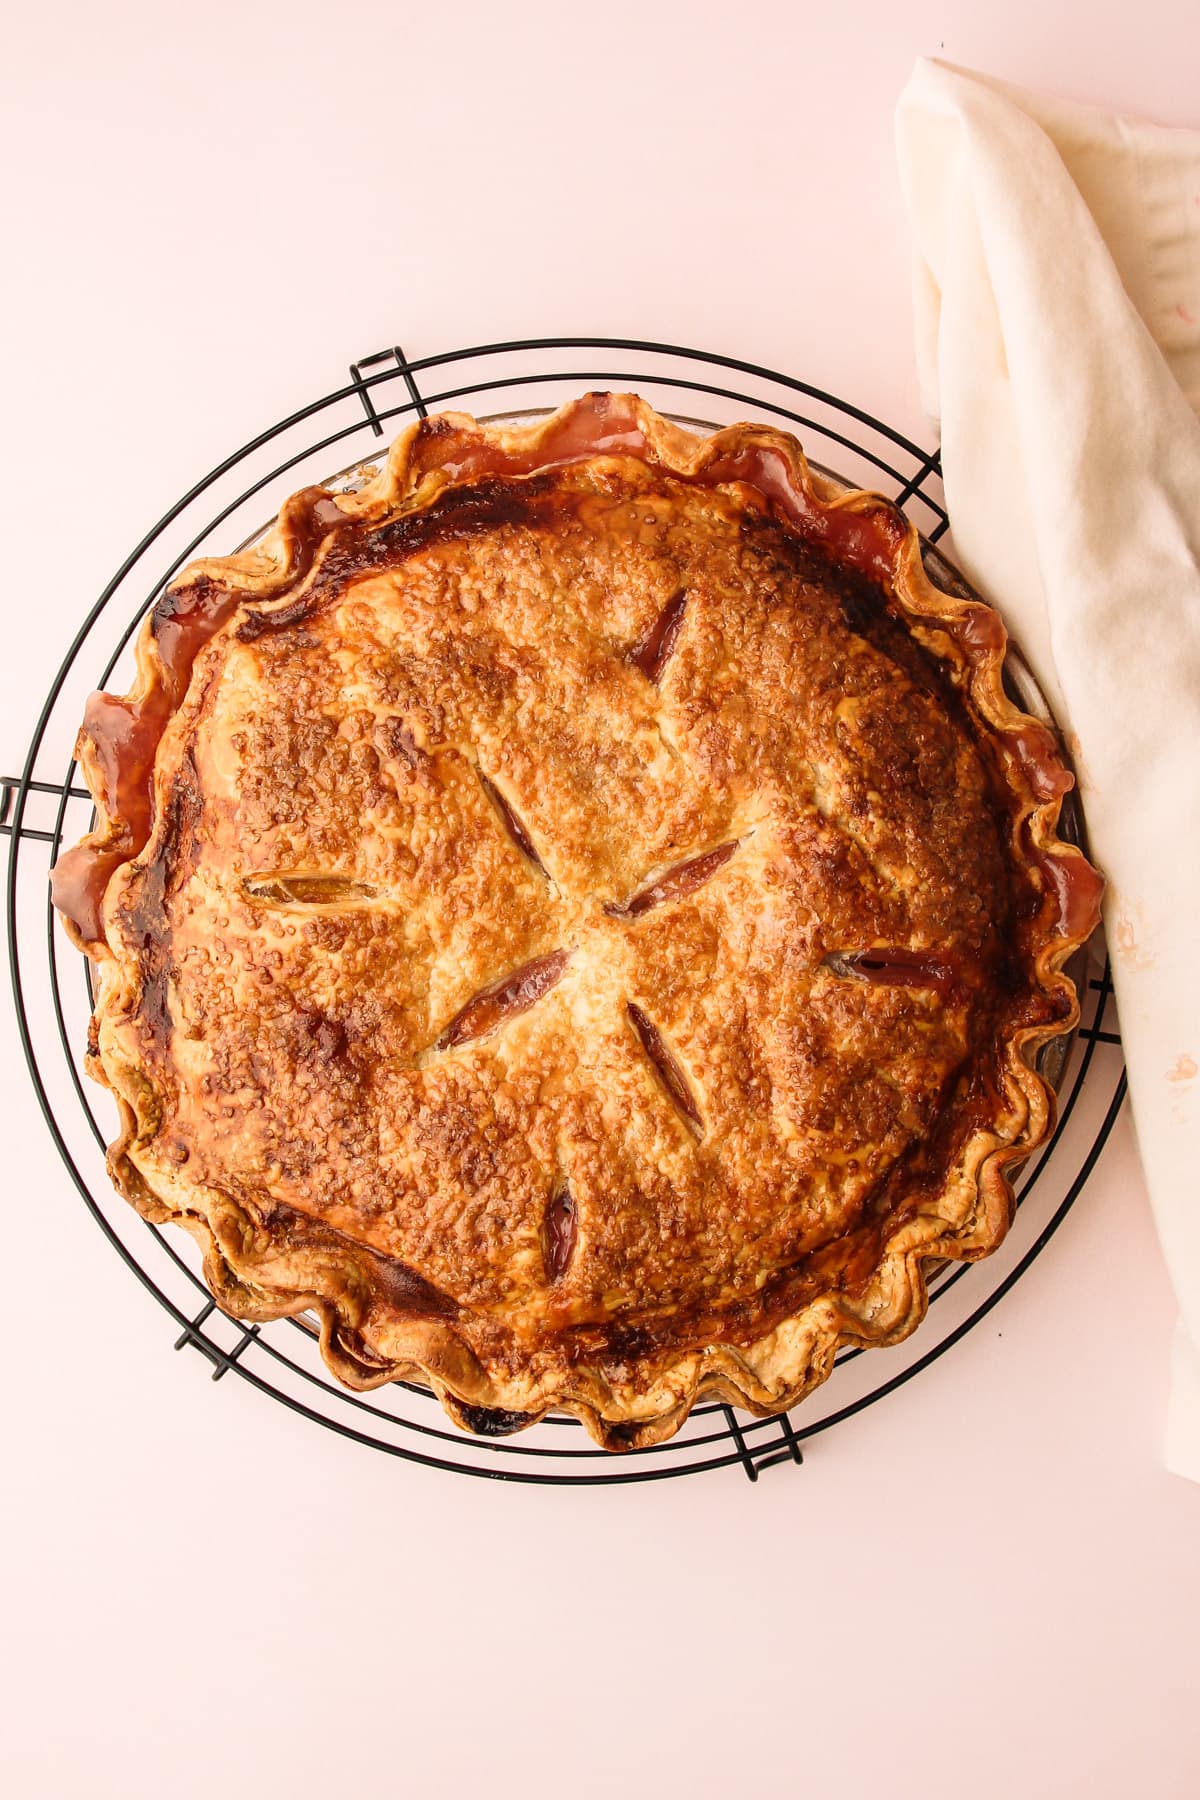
top-left (61, 394), bottom-right (1102, 1450)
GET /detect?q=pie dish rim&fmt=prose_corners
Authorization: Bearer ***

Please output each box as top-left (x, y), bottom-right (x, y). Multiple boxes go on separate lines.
top-left (53, 392), bottom-right (1103, 1449)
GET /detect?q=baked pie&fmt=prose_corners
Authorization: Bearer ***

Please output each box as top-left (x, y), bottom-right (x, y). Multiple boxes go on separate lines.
top-left (52, 393), bottom-right (1102, 1449)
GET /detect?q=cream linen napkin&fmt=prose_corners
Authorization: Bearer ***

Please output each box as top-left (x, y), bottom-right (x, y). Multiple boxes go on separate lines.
top-left (895, 60), bottom-right (1200, 1479)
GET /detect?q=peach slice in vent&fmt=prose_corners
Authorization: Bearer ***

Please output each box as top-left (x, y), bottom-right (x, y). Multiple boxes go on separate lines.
top-left (541, 1187), bottom-right (578, 1283)
top-left (630, 588), bottom-right (688, 683)
top-left (243, 873), bottom-right (379, 907)
top-left (433, 950), bottom-right (570, 1052)
top-left (606, 841), bottom-right (738, 918)
top-left (626, 1003), bottom-right (704, 1138)
top-left (822, 948), bottom-right (965, 997)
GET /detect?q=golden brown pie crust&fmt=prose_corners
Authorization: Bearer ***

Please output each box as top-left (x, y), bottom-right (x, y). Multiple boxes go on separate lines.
top-left (52, 394), bottom-right (1103, 1449)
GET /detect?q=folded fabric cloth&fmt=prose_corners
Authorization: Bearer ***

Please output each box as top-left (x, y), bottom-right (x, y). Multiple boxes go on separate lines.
top-left (896, 60), bottom-right (1200, 1480)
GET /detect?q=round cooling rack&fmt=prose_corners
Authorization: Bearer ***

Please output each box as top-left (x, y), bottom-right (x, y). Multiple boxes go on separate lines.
top-left (2, 337), bottom-right (1127, 1484)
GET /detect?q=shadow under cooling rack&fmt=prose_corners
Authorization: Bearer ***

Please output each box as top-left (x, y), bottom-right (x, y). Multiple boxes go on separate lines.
top-left (2, 336), bottom-right (1127, 1484)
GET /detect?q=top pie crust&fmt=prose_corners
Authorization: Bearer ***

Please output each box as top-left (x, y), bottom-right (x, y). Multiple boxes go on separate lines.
top-left (52, 393), bottom-right (1103, 1449)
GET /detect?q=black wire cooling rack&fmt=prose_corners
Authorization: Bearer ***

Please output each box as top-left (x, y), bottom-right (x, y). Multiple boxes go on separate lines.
top-left (2, 337), bottom-right (1127, 1483)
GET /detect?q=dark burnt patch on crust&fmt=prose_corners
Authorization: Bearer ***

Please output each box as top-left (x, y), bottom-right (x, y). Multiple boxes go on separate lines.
top-left (117, 750), bottom-right (205, 1054)
top-left (599, 1420), bottom-right (644, 1448)
top-left (260, 1201), bottom-right (459, 1320)
top-left (235, 475), bottom-right (566, 643)
top-left (153, 489), bottom-right (347, 661)
top-left (441, 1397), bottom-right (540, 1436)
top-left (374, 715), bottom-right (429, 769)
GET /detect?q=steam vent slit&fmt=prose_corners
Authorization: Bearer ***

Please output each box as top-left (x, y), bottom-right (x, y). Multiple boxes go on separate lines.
top-left (478, 770), bottom-right (549, 877)
top-left (631, 588), bottom-right (688, 683)
top-left (243, 872), bottom-right (378, 906)
top-left (822, 948), bottom-right (961, 996)
top-left (435, 951), bottom-right (569, 1052)
top-left (606, 840), bottom-right (738, 919)
top-left (541, 1187), bottom-right (578, 1283)
top-left (626, 1003), bottom-right (704, 1138)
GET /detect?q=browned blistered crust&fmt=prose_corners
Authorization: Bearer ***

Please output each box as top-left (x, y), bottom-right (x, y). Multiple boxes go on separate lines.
top-left (53, 394), bottom-right (1103, 1449)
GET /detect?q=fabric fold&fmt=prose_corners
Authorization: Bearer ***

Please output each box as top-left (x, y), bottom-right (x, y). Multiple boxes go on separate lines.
top-left (896, 60), bottom-right (1200, 1479)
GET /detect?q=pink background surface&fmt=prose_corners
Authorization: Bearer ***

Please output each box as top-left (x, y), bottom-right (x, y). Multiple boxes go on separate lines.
top-left (2, 5), bottom-right (1198, 1796)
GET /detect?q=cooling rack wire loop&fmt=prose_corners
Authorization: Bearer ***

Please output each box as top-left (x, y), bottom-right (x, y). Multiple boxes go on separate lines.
top-left (2, 338), bottom-right (1126, 1482)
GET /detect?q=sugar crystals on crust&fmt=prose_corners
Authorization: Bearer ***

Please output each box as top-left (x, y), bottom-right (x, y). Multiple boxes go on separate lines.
top-left (52, 394), bottom-right (1103, 1447)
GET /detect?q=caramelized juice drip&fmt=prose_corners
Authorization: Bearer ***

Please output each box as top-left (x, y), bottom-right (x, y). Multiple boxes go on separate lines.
top-left (435, 950), bottom-right (569, 1051)
top-left (1007, 721), bottom-right (1074, 803)
top-left (50, 575), bottom-right (245, 945)
top-left (423, 393), bottom-right (650, 484)
top-left (48, 844), bottom-right (130, 947)
top-left (412, 394), bottom-right (908, 587)
top-left (953, 601), bottom-right (1006, 658)
top-left (702, 446), bottom-right (906, 581)
top-left (1028, 842), bottom-right (1105, 942)
top-left (81, 690), bottom-right (166, 847)
top-left (49, 689), bottom-right (171, 944)
top-left (151, 576), bottom-right (244, 704)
